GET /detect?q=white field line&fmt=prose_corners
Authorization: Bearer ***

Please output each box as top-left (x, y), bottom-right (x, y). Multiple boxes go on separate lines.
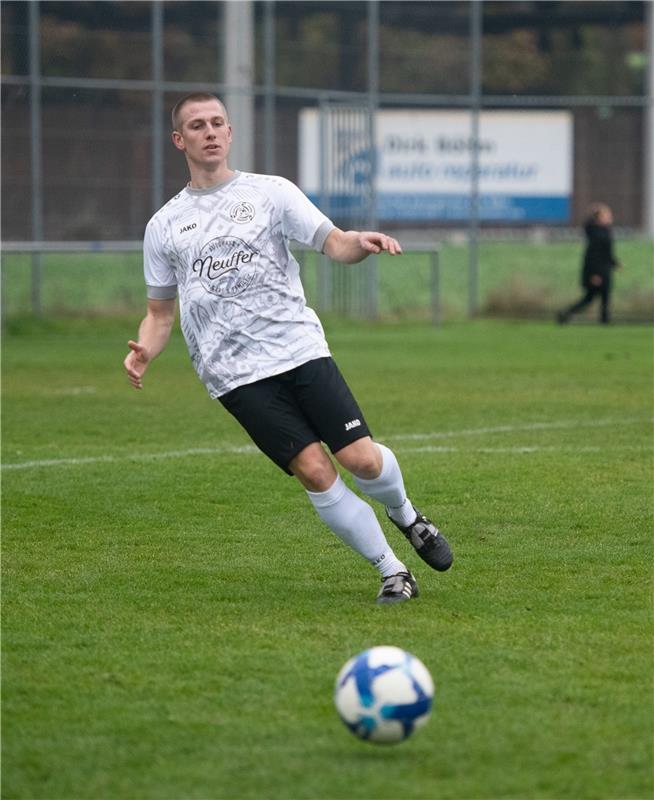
top-left (384, 417), bottom-right (652, 441)
top-left (2, 446), bottom-right (259, 471)
top-left (399, 445), bottom-right (650, 454)
top-left (2, 417), bottom-right (651, 472)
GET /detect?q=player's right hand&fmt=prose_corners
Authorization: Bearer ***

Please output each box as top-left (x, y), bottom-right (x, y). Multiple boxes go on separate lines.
top-left (124, 341), bottom-right (150, 389)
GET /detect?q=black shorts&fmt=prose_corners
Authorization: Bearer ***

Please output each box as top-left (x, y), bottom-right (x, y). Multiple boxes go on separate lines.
top-left (218, 357), bottom-right (372, 474)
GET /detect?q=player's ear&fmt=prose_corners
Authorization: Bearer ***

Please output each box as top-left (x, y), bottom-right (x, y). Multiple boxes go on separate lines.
top-left (171, 130), bottom-right (185, 151)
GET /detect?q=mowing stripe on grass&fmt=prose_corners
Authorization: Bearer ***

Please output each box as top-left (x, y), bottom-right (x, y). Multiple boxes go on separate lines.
top-left (3, 417), bottom-right (651, 471)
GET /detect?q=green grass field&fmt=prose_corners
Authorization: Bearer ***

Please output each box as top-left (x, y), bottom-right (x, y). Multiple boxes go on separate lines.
top-left (2, 238), bottom-right (653, 321)
top-left (2, 315), bottom-right (652, 799)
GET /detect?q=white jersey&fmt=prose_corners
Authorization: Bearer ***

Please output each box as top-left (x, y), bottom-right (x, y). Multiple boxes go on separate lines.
top-left (144, 171), bottom-right (336, 397)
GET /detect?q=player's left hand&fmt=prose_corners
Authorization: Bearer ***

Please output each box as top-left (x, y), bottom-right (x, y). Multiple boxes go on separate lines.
top-left (358, 232), bottom-right (403, 256)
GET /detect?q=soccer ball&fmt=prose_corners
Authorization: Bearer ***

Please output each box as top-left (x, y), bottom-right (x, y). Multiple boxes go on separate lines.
top-left (334, 646), bottom-right (434, 744)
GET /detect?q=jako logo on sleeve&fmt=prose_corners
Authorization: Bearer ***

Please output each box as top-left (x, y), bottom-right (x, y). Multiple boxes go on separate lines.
top-left (345, 419), bottom-right (361, 431)
top-left (179, 223), bottom-right (197, 234)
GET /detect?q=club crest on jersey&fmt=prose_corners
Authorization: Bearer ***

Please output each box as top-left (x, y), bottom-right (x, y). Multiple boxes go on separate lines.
top-left (229, 201), bottom-right (255, 224)
top-left (192, 236), bottom-right (259, 297)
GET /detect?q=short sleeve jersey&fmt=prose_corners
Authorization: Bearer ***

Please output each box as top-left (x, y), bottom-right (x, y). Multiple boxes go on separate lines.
top-left (144, 171), bottom-right (336, 397)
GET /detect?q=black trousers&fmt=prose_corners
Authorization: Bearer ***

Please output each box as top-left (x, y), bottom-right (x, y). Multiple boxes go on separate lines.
top-left (563, 282), bottom-right (612, 323)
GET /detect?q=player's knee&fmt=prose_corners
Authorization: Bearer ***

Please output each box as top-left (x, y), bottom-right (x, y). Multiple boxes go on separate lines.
top-left (290, 445), bottom-right (337, 492)
top-left (352, 455), bottom-right (382, 480)
top-left (336, 440), bottom-right (382, 480)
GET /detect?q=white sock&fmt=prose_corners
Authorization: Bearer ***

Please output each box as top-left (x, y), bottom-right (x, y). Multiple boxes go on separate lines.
top-left (354, 443), bottom-right (417, 527)
top-left (306, 475), bottom-right (407, 578)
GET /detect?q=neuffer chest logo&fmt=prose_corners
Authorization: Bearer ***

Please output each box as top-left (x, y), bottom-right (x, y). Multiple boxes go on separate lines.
top-left (192, 236), bottom-right (259, 297)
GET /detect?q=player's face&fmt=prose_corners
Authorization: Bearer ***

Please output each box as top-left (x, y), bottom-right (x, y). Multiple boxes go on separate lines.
top-left (172, 100), bottom-right (232, 167)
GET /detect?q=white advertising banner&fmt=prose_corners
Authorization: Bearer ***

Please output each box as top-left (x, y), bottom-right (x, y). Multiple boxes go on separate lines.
top-left (299, 109), bottom-right (573, 222)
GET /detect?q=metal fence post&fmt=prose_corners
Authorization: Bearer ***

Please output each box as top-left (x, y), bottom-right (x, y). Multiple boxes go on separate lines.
top-left (366, 0), bottom-right (380, 320)
top-left (224, 1), bottom-right (255, 172)
top-left (29, 1), bottom-right (43, 316)
top-left (151, 1), bottom-right (164, 213)
top-left (468, 0), bottom-right (483, 318)
top-left (430, 249), bottom-right (440, 326)
top-left (318, 99), bottom-right (332, 313)
top-left (263, 0), bottom-right (276, 175)
top-left (645, 0), bottom-right (654, 237)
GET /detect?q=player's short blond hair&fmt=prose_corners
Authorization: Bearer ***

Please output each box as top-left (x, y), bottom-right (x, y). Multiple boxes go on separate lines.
top-left (171, 93), bottom-right (228, 132)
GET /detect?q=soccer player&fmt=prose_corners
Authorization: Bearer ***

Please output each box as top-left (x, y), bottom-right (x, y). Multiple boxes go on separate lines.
top-left (123, 93), bottom-right (453, 604)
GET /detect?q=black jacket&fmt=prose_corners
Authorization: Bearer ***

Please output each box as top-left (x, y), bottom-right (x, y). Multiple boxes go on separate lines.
top-left (581, 222), bottom-right (618, 288)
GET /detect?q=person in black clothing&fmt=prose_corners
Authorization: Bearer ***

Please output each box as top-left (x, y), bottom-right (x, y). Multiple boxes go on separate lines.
top-left (557, 203), bottom-right (621, 324)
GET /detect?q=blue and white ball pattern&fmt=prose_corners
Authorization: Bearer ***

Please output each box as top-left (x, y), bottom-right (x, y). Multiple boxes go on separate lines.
top-left (334, 646), bottom-right (434, 744)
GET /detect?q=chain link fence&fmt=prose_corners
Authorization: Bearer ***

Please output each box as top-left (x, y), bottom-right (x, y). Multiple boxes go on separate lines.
top-left (1, 1), bottom-right (652, 320)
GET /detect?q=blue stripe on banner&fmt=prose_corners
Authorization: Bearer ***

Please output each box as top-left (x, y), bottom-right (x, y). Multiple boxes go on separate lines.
top-left (307, 193), bottom-right (571, 222)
